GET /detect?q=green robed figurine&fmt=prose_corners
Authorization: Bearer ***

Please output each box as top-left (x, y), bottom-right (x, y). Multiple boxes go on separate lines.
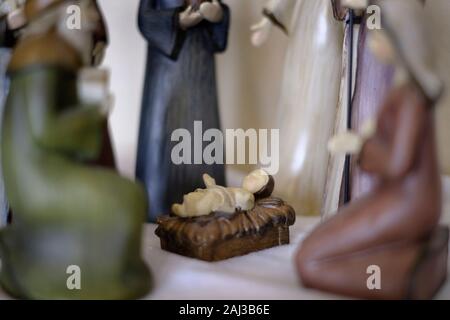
top-left (0, 0), bottom-right (151, 299)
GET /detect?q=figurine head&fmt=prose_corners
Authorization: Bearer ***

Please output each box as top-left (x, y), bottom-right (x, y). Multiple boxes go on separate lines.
top-left (24, 0), bottom-right (108, 66)
top-left (242, 169), bottom-right (274, 200)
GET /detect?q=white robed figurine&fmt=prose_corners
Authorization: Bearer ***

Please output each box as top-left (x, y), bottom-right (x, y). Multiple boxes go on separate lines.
top-left (251, 0), bottom-right (344, 216)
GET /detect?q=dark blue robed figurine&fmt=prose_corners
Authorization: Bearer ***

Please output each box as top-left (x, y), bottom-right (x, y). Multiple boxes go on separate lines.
top-left (136, 0), bottom-right (229, 222)
top-left (0, 4), bottom-right (23, 226)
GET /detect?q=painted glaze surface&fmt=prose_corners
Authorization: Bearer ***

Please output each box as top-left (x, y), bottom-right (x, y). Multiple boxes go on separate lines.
top-left (136, 0), bottom-right (229, 221)
top-left (267, 0), bottom-right (344, 216)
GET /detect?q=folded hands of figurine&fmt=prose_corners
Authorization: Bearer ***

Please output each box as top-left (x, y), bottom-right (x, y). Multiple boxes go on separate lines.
top-left (179, 5), bottom-right (203, 29)
top-left (78, 68), bottom-right (113, 116)
top-left (1, 0), bottom-right (26, 30)
top-left (98, 94), bottom-right (114, 116)
top-left (199, 0), bottom-right (223, 23)
top-left (328, 132), bottom-right (363, 155)
top-left (328, 118), bottom-right (376, 155)
top-left (250, 17), bottom-right (272, 47)
top-left (80, 93), bottom-right (113, 117)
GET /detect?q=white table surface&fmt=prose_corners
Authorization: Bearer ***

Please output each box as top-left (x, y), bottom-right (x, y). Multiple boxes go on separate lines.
top-left (142, 211), bottom-right (450, 300)
top-left (1, 178), bottom-right (450, 300)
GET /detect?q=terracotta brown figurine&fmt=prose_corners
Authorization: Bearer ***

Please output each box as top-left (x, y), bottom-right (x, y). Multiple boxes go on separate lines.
top-left (156, 169), bottom-right (295, 261)
top-left (136, 0), bottom-right (229, 222)
top-left (296, 0), bottom-right (448, 299)
top-left (0, 0), bottom-right (151, 299)
top-left (297, 84), bottom-right (448, 299)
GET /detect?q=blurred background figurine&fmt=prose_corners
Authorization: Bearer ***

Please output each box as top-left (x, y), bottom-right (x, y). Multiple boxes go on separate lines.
top-left (296, 0), bottom-right (449, 299)
top-left (136, 0), bottom-right (230, 222)
top-left (0, 0), bottom-right (26, 226)
top-left (349, 7), bottom-right (394, 203)
top-left (88, 0), bottom-right (117, 170)
top-left (324, 0), bottom-right (395, 215)
top-left (329, 0), bottom-right (450, 209)
top-left (251, 0), bottom-right (344, 216)
top-left (423, 0), bottom-right (450, 177)
top-left (0, 0), bottom-right (151, 299)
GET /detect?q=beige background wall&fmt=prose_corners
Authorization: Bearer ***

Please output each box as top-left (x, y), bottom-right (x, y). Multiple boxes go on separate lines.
top-left (98, 0), bottom-right (287, 178)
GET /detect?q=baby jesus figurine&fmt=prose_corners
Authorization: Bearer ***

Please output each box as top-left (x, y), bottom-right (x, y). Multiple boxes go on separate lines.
top-left (172, 169), bottom-right (277, 218)
top-left (156, 169), bottom-right (295, 261)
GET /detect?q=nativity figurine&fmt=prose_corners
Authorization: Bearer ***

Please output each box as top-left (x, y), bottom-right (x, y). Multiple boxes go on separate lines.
top-left (136, 0), bottom-right (229, 222)
top-left (251, 0), bottom-right (344, 217)
top-left (349, 10), bottom-right (394, 202)
top-left (0, 0), bottom-right (26, 226)
top-left (0, 0), bottom-right (151, 299)
top-left (296, 0), bottom-right (448, 299)
top-left (156, 169), bottom-right (295, 261)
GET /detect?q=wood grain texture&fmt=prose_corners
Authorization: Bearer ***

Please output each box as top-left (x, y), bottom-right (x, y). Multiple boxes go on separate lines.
top-left (156, 197), bottom-right (295, 261)
top-left (160, 226), bottom-right (290, 262)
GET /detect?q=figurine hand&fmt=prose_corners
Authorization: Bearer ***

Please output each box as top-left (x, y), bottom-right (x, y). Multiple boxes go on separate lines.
top-left (92, 41), bottom-right (107, 67)
top-left (360, 117), bottom-right (377, 140)
top-left (199, 0), bottom-right (223, 23)
top-left (179, 5), bottom-right (203, 30)
top-left (0, 0), bottom-right (17, 15)
top-left (328, 132), bottom-right (363, 155)
top-left (6, 6), bottom-right (25, 30)
top-left (250, 17), bottom-right (272, 47)
top-left (100, 94), bottom-right (114, 116)
top-left (341, 0), bottom-right (369, 10)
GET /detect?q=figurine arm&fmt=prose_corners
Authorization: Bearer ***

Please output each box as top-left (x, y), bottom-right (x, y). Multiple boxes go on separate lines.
top-left (26, 68), bottom-right (106, 160)
top-left (250, 0), bottom-right (298, 47)
top-left (359, 87), bottom-right (425, 179)
top-left (358, 136), bottom-right (390, 174)
top-left (263, 0), bottom-right (299, 34)
top-left (202, 1), bottom-right (230, 53)
top-left (138, 0), bottom-right (185, 59)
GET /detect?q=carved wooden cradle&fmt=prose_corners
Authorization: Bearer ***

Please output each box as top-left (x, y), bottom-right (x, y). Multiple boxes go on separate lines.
top-left (156, 198), bottom-right (296, 261)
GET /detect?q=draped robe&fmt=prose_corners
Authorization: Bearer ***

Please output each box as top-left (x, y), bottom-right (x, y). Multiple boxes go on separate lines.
top-left (136, 0), bottom-right (229, 221)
